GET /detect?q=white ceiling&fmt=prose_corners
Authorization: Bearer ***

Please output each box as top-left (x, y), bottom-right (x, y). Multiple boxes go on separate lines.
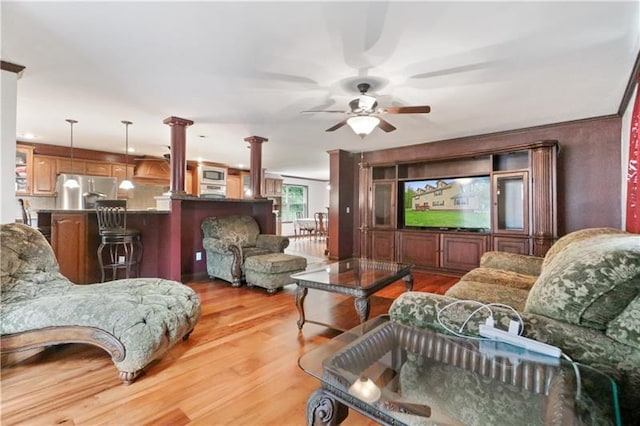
top-left (3, 1), bottom-right (639, 180)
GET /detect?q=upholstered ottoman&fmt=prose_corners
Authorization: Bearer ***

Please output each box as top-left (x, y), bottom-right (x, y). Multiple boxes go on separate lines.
top-left (244, 253), bottom-right (307, 294)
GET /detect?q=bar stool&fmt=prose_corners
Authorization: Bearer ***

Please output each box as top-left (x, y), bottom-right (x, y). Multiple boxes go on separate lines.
top-left (95, 200), bottom-right (142, 282)
top-left (17, 198), bottom-right (52, 243)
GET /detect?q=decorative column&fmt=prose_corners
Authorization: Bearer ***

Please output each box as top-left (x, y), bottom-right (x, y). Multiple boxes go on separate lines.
top-left (530, 142), bottom-right (558, 256)
top-left (163, 116), bottom-right (194, 195)
top-left (358, 154), bottom-right (372, 258)
top-left (244, 135), bottom-right (268, 199)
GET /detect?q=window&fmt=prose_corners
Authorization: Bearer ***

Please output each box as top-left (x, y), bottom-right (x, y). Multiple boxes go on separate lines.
top-left (281, 184), bottom-right (308, 222)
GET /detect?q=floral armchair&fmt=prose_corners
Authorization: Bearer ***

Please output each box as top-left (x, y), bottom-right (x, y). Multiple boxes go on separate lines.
top-left (201, 215), bottom-right (289, 286)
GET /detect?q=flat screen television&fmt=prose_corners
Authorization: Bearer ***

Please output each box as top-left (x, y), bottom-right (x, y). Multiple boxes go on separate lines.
top-left (401, 176), bottom-right (491, 231)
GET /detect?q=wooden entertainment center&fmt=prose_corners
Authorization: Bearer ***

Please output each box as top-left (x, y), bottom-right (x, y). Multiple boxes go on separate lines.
top-left (357, 140), bottom-right (557, 274)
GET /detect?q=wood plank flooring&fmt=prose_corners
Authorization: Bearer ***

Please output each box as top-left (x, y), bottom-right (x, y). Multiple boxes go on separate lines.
top-left (1, 238), bottom-right (458, 425)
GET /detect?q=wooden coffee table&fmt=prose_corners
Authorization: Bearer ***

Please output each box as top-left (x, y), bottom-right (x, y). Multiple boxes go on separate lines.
top-left (291, 258), bottom-right (413, 331)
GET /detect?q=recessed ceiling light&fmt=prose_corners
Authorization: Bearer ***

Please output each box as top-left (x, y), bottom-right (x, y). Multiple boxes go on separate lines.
top-left (127, 147), bottom-right (135, 153)
top-left (238, 163), bottom-right (244, 168)
top-left (22, 133), bottom-right (35, 139)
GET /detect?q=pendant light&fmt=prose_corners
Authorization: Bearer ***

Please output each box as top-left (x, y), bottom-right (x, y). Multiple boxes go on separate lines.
top-left (63, 119), bottom-right (80, 189)
top-left (119, 120), bottom-right (134, 190)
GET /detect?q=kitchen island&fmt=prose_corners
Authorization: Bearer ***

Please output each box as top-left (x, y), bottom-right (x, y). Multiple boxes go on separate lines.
top-left (38, 197), bottom-right (275, 284)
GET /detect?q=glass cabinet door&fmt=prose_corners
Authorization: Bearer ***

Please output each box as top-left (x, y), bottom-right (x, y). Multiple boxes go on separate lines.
top-left (373, 181), bottom-right (395, 227)
top-left (493, 171), bottom-right (529, 234)
top-left (15, 146), bottom-right (33, 195)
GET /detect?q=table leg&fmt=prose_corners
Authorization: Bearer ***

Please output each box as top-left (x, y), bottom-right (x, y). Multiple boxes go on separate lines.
top-left (296, 285), bottom-right (308, 330)
top-left (403, 273), bottom-right (414, 291)
top-left (353, 297), bottom-right (370, 324)
top-left (306, 388), bottom-right (349, 426)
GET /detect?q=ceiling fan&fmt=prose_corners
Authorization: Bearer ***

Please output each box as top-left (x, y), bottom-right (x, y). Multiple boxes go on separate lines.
top-left (302, 83), bottom-right (431, 137)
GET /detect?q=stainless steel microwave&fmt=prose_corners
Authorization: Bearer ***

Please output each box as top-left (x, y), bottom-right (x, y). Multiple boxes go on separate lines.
top-left (200, 166), bottom-right (227, 185)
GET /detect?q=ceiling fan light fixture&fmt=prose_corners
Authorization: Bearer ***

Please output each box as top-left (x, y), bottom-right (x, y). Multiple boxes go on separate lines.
top-left (347, 116), bottom-right (380, 138)
top-left (357, 94), bottom-right (377, 111)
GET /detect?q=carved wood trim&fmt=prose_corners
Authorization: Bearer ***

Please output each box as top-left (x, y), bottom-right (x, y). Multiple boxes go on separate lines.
top-left (618, 50), bottom-right (640, 116)
top-left (228, 245), bottom-right (243, 286)
top-left (1, 60), bottom-right (25, 74)
top-left (364, 139), bottom-right (559, 166)
top-left (0, 326), bottom-right (125, 362)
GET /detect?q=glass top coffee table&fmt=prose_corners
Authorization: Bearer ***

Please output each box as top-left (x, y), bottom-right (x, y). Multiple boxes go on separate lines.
top-left (298, 317), bottom-right (621, 426)
top-left (291, 258), bottom-right (413, 331)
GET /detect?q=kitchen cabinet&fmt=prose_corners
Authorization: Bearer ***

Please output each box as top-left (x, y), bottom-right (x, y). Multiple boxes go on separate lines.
top-left (32, 155), bottom-right (57, 196)
top-left (226, 174), bottom-right (241, 199)
top-left (15, 146), bottom-right (33, 195)
top-left (51, 213), bottom-right (94, 284)
top-left (263, 177), bottom-right (282, 196)
top-left (56, 158), bottom-right (86, 174)
top-left (242, 172), bottom-right (251, 198)
top-left (186, 169), bottom-right (194, 195)
top-left (85, 161), bottom-right (112, 176)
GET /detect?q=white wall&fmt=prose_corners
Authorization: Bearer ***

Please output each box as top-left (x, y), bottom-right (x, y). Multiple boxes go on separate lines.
top-left (621, 82), bottom-right (637, 227)
top-left (280, 176), bottom-right (329, 236)
top-left (1, 69), bottom-right (19, 224)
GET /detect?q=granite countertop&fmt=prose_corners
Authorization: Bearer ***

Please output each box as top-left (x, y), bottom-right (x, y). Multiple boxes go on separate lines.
top-left (36, 209), bottom-right (171, 214)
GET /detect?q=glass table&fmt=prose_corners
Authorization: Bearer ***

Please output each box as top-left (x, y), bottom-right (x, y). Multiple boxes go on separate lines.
top-left (291, 259), bottom-right (413, 331)
top-left (298, 317), bottom-right (621, 426)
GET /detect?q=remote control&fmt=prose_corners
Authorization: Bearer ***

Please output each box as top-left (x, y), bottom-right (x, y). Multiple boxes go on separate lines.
top-left (478, 325), bottom-right (561, 358)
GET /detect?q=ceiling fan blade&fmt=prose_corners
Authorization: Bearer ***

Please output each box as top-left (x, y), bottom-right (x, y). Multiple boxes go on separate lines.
top-left (381, 106), bottom-right (431, 114)
top-left (301, 110), bottom-right (347, 114)
top-left (326, 119), bottom-right (348, 132)
top-left (377, 118), bottom-right (396, 133)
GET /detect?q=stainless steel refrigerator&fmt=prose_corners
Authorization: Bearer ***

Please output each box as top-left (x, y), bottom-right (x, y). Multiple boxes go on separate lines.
top-left (55, 174), bottom-right (118, 210)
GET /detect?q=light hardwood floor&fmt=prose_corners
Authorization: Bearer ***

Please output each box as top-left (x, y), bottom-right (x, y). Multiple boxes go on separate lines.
top-left (1, 238), bottom-right (457, 425)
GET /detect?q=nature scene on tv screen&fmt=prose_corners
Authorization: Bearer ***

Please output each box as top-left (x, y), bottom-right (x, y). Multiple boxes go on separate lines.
top-left (403, 176), bottom-right (491, 229)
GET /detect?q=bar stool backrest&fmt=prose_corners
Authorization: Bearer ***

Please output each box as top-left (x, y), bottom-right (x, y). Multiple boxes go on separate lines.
top-left (95, 200), bottom-right (127, 234)
top-left (18, 198), bottom-right (31, 225)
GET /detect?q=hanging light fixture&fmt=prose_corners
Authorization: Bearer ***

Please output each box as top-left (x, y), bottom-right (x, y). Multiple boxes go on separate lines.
top-left (119, 120), bottom-right (134, 190)
top-left (347, 116), bottom-right (380, 138)
top-left (63, 119), bottom-right (80, 189)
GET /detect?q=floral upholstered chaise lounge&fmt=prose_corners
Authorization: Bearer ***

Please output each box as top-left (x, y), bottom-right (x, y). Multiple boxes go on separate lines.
top-left (1, 222), bottom-right (201, 384)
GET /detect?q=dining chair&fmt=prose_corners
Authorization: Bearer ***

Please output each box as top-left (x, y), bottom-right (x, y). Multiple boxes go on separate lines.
top-left (313, 212), bottom-right (327, 239)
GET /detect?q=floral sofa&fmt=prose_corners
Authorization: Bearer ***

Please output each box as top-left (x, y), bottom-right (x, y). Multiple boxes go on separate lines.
top-left (1, 222), bottom-right (202, 384)
top-left (390, 228), bottom-right (640, 423)
top-left (201, 215), bottom-right (290, 286)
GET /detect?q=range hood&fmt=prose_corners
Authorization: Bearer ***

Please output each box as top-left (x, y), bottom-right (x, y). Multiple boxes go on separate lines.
top-left (133, 157), bottom-right (170, 185)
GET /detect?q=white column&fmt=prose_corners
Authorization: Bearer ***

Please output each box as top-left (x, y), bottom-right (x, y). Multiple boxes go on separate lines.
top-left (0, 62), bottom-right (24, 224)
